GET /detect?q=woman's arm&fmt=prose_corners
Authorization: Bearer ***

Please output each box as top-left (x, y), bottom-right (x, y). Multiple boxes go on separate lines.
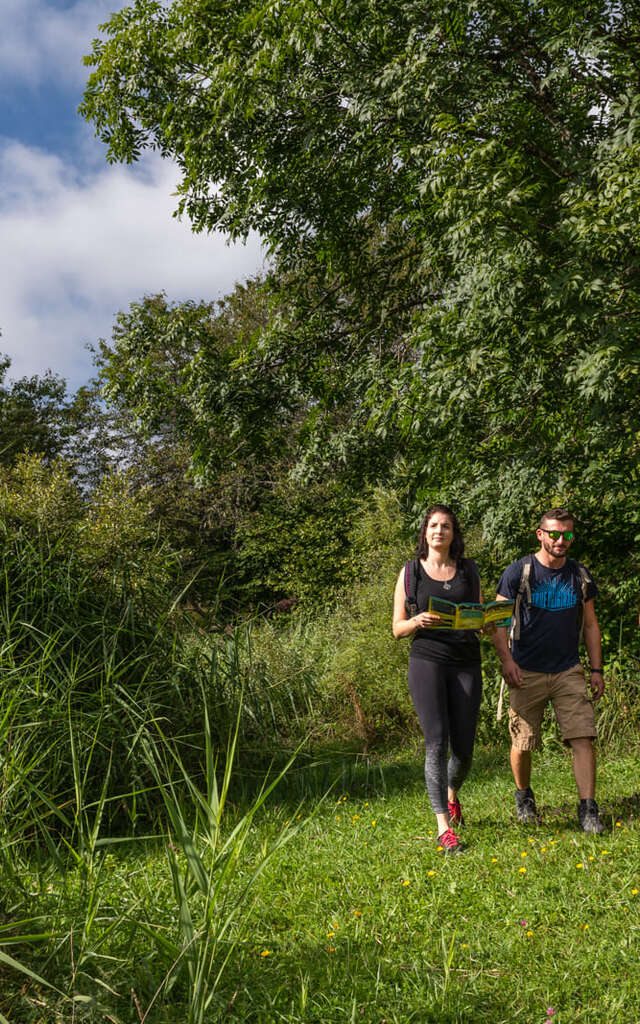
top-left (392, 567), bottom-right (442, 638)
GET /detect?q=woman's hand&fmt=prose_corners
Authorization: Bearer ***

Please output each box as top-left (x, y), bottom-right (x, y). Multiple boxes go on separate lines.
top-left (413, 612), bottom-right (441, 629)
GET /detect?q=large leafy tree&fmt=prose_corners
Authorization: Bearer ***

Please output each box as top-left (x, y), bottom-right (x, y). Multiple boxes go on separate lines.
top-left (81, 0), bottom-right (640, 606)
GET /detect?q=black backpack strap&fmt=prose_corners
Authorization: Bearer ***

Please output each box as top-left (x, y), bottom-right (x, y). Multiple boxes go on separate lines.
top-left (463, 557), bottom-right (481, 603)
top-left (404, 558), bottom-right (420, 616)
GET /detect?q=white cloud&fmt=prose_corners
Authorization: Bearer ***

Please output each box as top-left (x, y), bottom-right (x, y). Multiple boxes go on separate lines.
top-left (0, 140), bottom-right (266, 388)
top-left (0, 0), bottom-right (119, 89)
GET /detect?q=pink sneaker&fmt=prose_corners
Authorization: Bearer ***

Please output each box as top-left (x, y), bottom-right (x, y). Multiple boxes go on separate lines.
top-left (438, 827), bottom-right (463, 854)
top-left (448, 798), bottom-right (464, 826)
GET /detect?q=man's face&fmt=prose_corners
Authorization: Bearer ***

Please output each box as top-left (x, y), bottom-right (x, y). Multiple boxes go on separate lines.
top-left (536, 518), bottom-right (574, 559)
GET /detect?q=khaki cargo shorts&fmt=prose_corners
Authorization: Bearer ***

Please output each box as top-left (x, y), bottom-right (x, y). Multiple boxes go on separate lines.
top-left (508, 664), bottom-right (596, 751)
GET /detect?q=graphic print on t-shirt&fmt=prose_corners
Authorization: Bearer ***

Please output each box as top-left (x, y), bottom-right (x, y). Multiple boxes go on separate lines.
top-left (529, 576), bottom-right (578, 611)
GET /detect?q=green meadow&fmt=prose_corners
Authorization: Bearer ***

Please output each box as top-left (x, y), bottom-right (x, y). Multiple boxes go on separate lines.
top-left (3, 738), bottom-right (639, 1023)
top-left (1, 479), bottom-right (639, 1022)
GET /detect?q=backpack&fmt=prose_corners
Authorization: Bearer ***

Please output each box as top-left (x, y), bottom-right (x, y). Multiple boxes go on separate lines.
top-left (404, 557), bottom-right (481, 616)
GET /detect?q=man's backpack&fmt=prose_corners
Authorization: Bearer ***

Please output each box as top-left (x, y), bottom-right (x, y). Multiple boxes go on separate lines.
top-left (404, 557), bottom-right (481, 617)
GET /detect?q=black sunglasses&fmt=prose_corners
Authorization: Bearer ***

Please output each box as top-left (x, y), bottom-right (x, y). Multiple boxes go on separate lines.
top-left (540, 528), bottom-right (574, 541)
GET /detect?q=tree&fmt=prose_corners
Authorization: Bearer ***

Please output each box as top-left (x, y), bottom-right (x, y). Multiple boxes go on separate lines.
top-left (81, 1), bottom-right (640, 607)
top-left (0, 356), bottom-right (88, 466)
top-left (91, 281), bottom-right (391, 610)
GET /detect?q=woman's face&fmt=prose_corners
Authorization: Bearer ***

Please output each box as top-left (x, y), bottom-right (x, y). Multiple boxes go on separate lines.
top-left (426, 512), bottom-right (453, 552)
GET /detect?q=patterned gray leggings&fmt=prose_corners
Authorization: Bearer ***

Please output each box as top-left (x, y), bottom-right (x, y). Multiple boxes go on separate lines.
top-left (408, 658), bottom-right (483, 815)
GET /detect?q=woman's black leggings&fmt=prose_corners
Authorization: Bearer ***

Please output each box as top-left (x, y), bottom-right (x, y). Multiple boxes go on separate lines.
top-left (408, 658), bottom-right (483, 815)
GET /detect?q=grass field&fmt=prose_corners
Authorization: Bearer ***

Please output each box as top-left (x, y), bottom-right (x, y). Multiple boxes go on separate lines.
top-left (4, 743), bottom-right (640, 1023)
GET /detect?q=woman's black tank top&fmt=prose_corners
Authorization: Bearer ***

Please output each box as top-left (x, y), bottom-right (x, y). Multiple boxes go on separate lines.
top-left (410, 562), bottom-right (481, 665)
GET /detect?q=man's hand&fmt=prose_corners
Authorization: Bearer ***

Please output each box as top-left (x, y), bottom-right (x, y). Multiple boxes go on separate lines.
top-left (500, 655), bottom-right (523, 688)
top-left (589, 670), bottom-right (605, 701)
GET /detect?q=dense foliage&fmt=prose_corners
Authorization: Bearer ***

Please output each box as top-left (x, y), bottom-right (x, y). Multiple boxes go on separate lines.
top-left (81, 0), bottom-right (640, 605)
top-left (90, 284), bottom-right (372, 610)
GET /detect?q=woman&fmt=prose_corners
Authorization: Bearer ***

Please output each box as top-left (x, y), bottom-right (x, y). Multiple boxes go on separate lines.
top-left (393, 504), bottom-right (483, 853)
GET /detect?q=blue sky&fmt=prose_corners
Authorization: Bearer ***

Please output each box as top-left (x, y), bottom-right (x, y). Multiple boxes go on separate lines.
top-left (0, 0), bottom-right (264, 391)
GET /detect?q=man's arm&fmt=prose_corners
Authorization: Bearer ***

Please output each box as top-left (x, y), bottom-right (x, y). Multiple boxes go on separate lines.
top-left (492, 594), bottom-right (522, 688)
top-left (582, 599), bottom-right (604, 701)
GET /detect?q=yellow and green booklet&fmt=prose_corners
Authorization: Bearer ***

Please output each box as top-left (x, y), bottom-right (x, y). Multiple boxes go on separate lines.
top-left (427, 597), bottom-right (514, 630)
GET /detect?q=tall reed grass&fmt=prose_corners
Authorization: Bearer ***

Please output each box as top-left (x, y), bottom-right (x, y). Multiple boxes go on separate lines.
top-left (0, 522), bottom-right (305, 1019)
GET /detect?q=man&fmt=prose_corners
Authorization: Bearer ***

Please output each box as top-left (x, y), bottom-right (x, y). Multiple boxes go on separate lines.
top-left (493, 509), bottom-right (605, 833)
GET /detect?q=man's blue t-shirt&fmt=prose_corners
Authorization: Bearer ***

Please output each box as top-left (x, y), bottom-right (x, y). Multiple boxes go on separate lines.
top-left (497, 556), bottom-right (598, 673)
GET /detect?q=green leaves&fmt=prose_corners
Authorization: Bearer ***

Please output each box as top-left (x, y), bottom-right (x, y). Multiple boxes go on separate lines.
top-left (81, 0), bottom-right (640, 600)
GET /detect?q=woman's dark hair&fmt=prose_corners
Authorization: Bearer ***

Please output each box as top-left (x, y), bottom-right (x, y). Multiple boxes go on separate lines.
top-left (417, 504), bottom-right (465, 563)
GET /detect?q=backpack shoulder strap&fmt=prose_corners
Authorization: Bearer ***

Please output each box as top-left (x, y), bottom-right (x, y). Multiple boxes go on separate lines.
top-left (508, 555), bottom-right (533, 647)
top-left (463, 557), bottom-right (481, 603)
top-left (579, 565), bottom-right (590, 601)
top-left (567, 559), bottom-right (591, 640)
top-left (404, 558), bottom-right (420, 616)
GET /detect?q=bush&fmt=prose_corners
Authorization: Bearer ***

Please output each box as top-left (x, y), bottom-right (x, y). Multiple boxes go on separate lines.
top-left (0, 457), bottom-right (199, 825)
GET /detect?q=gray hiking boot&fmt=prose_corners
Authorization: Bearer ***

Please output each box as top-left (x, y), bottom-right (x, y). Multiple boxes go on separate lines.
top-left (515, 787), bottom-right (538, 823)
top-left (578, 798), bottom-right (605, 834)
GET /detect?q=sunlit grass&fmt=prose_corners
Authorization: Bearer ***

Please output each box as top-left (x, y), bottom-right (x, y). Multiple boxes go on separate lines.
top-left (223, 746), bottom-right (640, 1023)
top-left (2, 745), bottom-right (639, 1022)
